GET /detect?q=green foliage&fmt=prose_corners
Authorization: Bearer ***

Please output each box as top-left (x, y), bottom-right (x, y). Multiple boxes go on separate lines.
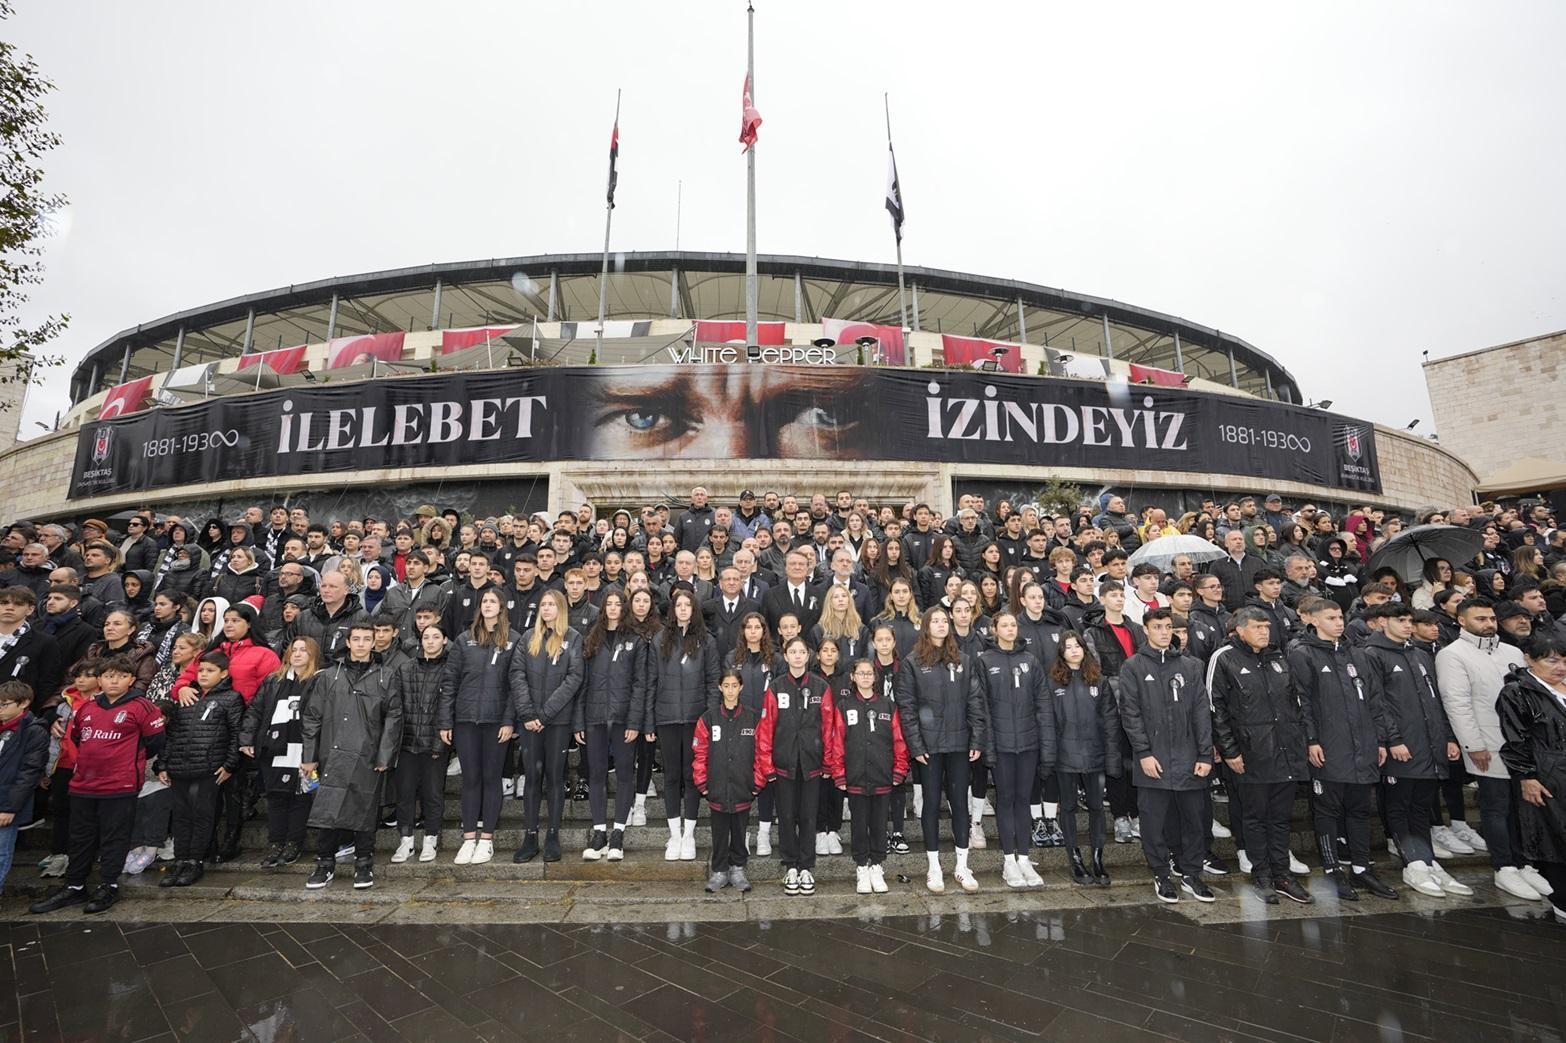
top-left (0, 3), bottom-right (69, 401)
top-left (588, 346), bottom-right (598, 365)
top-left (1033, 477), bottom-right (1086, 518)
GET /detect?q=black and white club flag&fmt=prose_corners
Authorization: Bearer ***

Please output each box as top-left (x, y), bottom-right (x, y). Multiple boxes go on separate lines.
top-left (885, 144), bottom-right (905, 243)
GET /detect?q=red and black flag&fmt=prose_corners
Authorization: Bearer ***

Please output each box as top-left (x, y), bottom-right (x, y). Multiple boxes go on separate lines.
top-left (606, 119), bottom-right (620, 209)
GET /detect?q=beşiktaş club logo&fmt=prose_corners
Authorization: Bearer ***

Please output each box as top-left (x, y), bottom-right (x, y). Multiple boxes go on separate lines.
top-left (90, 426), bottom-right (114, 466)
top-left (1338, 424), bottom-right (1365, 462)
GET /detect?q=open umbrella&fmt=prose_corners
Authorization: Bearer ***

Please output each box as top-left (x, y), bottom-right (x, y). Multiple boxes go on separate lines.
top-left (1366, 524), bottom-right (1484, 583)
top-left (1127, 533), bottom-right (1225, 572)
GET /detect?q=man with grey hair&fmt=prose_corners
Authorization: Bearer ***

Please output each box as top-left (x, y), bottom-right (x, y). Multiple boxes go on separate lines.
top-left (0, 544), bottom-right (54, 603)
top-left (676, 487), bottom-right (715, 554)
top-left (38, 525), bottom-right (83, 574)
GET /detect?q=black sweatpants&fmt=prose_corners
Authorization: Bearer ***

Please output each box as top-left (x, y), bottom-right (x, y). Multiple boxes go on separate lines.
top-left (849, 792), bottom-right (890, 866)
top-left (48, 767), bottom-right (73, 856)
top-left (1058, 770), bottom-right (1107, 851)
top-left (66, 794), bottom-right (136, 889)
top-left (709, 808), bottom-right (749, 873)
top-left (1239, 780), bottom-right (1297, 879)
top-left (585, 722), bottom-right (637, 827)
top-left (991, 750), bottom-right (1038, 856)
top-left (1106, 731), bottom-right (1137, 817)
top-left (522, 724), bottom-right (572, 834)
top-left (657, 723), bottom-right (700, 821)
top-left (395, 751), bottom-right (446, 838)
top-left (970, 759), bottom-right (988, 803)
top-left (1137, 787), bottom-right (1205, 878)
top-left (1220, 762), bottom-right (1246, 850)
top-left (1433, 757), bottom-right (1469, 824)
top-left (773, 773), bottom-right (819, 870)
top-left (316, 827), bottom-right (375, 862)
top-left (1475, 776), bottom-right (1523, 871)
top-left (453, 722), bottom-right (508, 834)
top-left (1383, 776), bottom-right (1437, 864)
top-left (635, 734), bottom-right (657, 795)
top-left (889, 781), bottom-right (910, 836)
top-left (919, 751), bottom-right (971, 851)
top-left (266, 790), bottom-right (313, 846)
top-left (817, 781), bottom-right (844, 833)
top-left (170, 775), bottom-right (221, 861)
top-left (1312, 779), bottom-right (1374, 869)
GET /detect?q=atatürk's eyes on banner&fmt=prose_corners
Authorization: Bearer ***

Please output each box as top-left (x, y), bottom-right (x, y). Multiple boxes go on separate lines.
top-left (70, 365), bottom-right (1381, 498)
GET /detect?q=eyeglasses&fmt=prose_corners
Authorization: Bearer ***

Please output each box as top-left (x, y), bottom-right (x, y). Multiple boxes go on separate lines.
top-left (127, 520), bottom-right (145, 528)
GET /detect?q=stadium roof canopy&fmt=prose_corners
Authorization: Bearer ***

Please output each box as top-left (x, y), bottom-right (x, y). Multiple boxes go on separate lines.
top-left (69, 251), bottom-right (1300, 404)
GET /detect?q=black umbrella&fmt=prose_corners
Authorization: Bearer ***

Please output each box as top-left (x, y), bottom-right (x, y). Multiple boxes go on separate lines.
top-left (1367, 524), bottom-right (1484, 583)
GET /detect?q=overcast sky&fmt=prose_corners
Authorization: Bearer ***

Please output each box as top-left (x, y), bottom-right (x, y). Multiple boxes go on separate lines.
top-left (8, 1), bottom-right (1565, 443)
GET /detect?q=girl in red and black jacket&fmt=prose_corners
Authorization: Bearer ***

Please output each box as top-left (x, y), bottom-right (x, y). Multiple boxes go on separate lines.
top-left (757, 638), bottom-right (834, 896)
top-left (825, 657), bottom-right (909, 896)
top-left (693, 668), bottom-right (771, 894)
top-left (811, 637), bottom-right (850, 856)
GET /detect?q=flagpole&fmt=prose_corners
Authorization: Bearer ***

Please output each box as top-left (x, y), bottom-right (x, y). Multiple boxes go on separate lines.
top-left (595, 88), bottom-right (621, 358)
top-left (886, 93), bottom-right (908, 348)
top-left (744, 2), bottom-right (758, 352)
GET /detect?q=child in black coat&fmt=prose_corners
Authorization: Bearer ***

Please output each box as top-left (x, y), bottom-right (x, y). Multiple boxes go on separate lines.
top-left (154, 652), bottom-right (243, 887)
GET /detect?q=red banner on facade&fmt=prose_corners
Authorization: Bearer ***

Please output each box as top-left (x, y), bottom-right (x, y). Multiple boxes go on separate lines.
top-left (941, 334), bottom-right (1024, 373)
top-left (325, 332), bottom-right (407, 371)
top-left (820, 318), bottom-right (906, 365)
top-left (1128, 363), bottom-right (1190, 388)
top-left (237, 345), bottom-right (309, 375)
top-left (99, 375), bottom-right (154, 419)
top-left (440, 326), bottom-right (519, 355)
top-left (693, 320), bottom-right (787, 345)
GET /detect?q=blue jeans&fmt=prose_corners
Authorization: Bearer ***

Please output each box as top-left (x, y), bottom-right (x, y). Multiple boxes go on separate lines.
top-left (0, 821), bottom-right (17, 894)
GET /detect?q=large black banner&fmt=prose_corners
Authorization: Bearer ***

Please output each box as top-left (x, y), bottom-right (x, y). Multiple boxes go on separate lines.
top-left (71, 365), bottom-right (1381, 499)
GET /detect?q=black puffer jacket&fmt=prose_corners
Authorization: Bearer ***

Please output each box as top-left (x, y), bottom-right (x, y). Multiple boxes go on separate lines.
top-left (1286, 632), bottom-right (1388, 784)
top-left (1048, 668), bottom-right (1119, 774)
top-left (723, 648), bottom-right (784, 714)
top-left (155, 678), bottom-right (243, 779)
top-left (294, 593), bottom-right (371, 664)
top-left (978, 644), bottom-right (1053, 762)
top-left (893, 650), bottom-right (988, 760)
top-left (871, 611), bottom-right (920, 659)
top-left (1363, 634), bottom-right (1452, 781)
top-left (1083, 610), bottom-right (1144, 685)
top-left (437, 630), bottom-right (522, 729)
top-left (1117, 646), bottom-right (1213, 790)
top-left (510, 629), bottom-right (585, 728)
top-left (1016, 606), bottom-right (1076, 667)
top-left (394, 652), bottom-right (447, 754)
top-left (1207, 638), bottom-right (1314, 785)
top-left (213, 562), bottom-right (264, 607)
top-left (949, 528), bottom-right (989, 574)
top-left (577, 629), bottom-right (650, 731)
top-left (240, 672), bottom-right (313, 794)
top-left (1184, 603), bottom-right (1229, 664)
top-left (916, 564), bottom-right (959, 610)
top-left (648, 630), bottom-right (721, 726)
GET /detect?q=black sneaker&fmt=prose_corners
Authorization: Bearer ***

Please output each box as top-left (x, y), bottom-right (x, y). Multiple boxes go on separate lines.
top-left (1328, 869), bottom-right (1359, 901)
top-left (1153, 875), bottom-right (1179, 904)
top-left (28, 886), bottom-right (87, 914)
top-left (381, 814), bottom-right (398, 829)
top-left (1030, 818), bottom-right (1049, 847)
top-left (889, 832), bottom-right (910, 855)
top-left (83, 884), bottom-right (118, 914)
top-left (160, 860), bottom-right (187, 888)
top-left (258, 844), bottom-right (284, 870)
top-left (514, 832), bottom-right (540, 863)
top-left (572, 778), bottom-right (591, 801)
top-left (1252, 877), bottom-right (1280, 905)
top-left (1352, 868), bottom-right (1399, 900)
top-left (305, 861), bottom-right (335, 889)
top-left (353, 860), bottom-right (374, 890)
top-left (1181, 875), bottom-right (1216, 903)
top-left (1041, 818), bottom-right (1065, 847)
top-left (279, 842), bottom-right (302, 865)
top-left (1203, 854), bottom-right (1230, 876)
top-left (543, 830), bottom-right (562, 863)
top-left (175, 861), bottom-right (204, 887)
top-left (1275, 877), bottom-right (1314, 904)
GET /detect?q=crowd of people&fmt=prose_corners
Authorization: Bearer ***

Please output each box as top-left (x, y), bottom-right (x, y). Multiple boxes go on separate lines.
top-left (0, 485), bottom-right (1564, 919)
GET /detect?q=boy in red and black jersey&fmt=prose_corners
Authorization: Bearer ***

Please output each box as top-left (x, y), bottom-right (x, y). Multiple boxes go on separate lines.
top-left (29, 655), bottom-right (164, 915)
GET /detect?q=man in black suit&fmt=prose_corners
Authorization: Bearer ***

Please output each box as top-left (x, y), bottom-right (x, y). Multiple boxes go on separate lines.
top-left (762, 548), bottom-right (822, 637)
top-left (703, 567), bottom-right (762, 657)
top-left (811, 548), bottom-right (872, 621)
top-left (731, 549), bottom-right (771, 603)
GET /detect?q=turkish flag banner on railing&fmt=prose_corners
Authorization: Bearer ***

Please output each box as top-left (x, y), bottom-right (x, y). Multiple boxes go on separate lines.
top-left (694, 321), bottom-right (787, 345)
top-left (940, 334), bottom-right (1024, 373)
top-left (441, 326), bottom-right (519, 355)
top-left (98, 375), bottom-right (154, 419)
top-left (820, 318), bottom-right (906, 365)
top-left (237, 345), bottom-right (309, 375)
top-left (1129, 363), bottom-right (1190, 387)
top-left (325, 332), bottom-right (407, 371)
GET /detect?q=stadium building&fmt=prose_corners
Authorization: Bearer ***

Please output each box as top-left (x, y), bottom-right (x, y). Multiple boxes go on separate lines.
top-left (2, 250), bottom-right (1476, 521)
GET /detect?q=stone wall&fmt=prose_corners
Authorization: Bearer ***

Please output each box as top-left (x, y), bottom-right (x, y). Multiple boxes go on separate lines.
top-left (1424, 330), bottom-right (1565, 485)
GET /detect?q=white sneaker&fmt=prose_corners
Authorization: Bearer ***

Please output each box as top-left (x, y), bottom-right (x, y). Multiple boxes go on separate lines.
top-left (391, 837), bottom-right (415, 863)
top-left (471, 839), bottom-right (494, 865)
top-left (645, 780), bottom-right (656, 798)
top-left (1129, 817), bottom-right (1141, 839)
top-left (1211, 820), bottom-right (1232, 839)
top-left (969, 822), bottom-right (986, 848)
top-left (157, 838), bottom-right (176, 861)
top-left (1431, 838), bottom-right (1454, 860)
top-left (816, 832), bottom-right (830, 855)
top-left (680, 832), bottom-right (696, 861)
top-left (784, 867), bottom-right (799, 894)
top-left (1520, 864), bottom-right (1554, 896)
top-left (1288, 852), bottom-right (1309, 875)
top-left (1238, 851), bottom-right (1254, 875)
top-left (1401, 863), bottom-right (1446, 897)
top-left (1432, 825), bottom-right (1473, 856)
top-left (870, 864), bottom-right (889, 893)
top-left (981, 797), bottom-right (995, 817)
top-left (756, 828), bottom-right (771, 857)
top-left (39, 853), bottom-right (67, 877)
top-left (665, 835), bottom-right (681, 861)
top-left (1496, 867), bottom-right (1543, 901)
top-left (913, 787), bottom-right (924, 818)
top-left (1020, 858), bottom-right (1044, 887)
top-left (798, 869), bottom-right (815, 895)
top-left (502, 778), bottom-right (515, 798)
top-left (420, 836), bottom-right (439, 862)
top-left (630, 804), bottom-right (647, 827)
top-left (827, 833), bottom-right (842, 855)
top-left (446, 757), bottom-right (462, 776)
top-left (513, 774), bottom-right (526, 799)
top-left (927, 866), bottom-right (945, 894)
top-left (954, 866), bottom-right (979, 893)
top-left (856, 866), bottom-right (872, 894)
top-left (1449, 821), bottom-right (1488, 852)
top-left (454, 838), bottom-right (476, 864)
top-left (1430, 862), bottom-right (1473, 896)
top-left (1002, 856), bottom-right (1027, 889)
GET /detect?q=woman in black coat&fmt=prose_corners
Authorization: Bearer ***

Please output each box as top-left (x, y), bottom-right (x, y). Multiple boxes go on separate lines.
top-left (239, 636), bottom-right (320, 867)
top-left (1498, 631), bottom-right (1566, 918)
top-left (648, 587), bottom-right (719, 862)
top-left (389, 626), bottom-right (449, 865)
top-left (577, 591), bottom-right (649, 861)
top-left (509, 589), bottom-right (584, 864)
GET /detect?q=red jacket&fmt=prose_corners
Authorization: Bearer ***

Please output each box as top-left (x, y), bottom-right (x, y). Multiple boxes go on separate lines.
top-left (52, 685), bottom-right (92, 772)
top-left (692, 701), bottom-right (770, 812)
top-left (824, 686), bottom-right (908, 795)
top-left (173, 637), bottom-right (281, 704)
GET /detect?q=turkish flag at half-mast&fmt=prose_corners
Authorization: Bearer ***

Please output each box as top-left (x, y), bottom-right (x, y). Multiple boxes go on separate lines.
top-left (739, 73), bottom-right (762, 151)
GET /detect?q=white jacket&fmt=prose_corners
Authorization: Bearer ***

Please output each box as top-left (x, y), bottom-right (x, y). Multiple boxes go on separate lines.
top-left (1434, 629), bottom-right (1525, 779)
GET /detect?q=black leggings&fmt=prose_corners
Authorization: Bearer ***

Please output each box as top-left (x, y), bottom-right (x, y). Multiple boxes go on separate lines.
top-left (817, 781), bottom-right (844, 832)
top-left (970, 760), bottom-right (988, 802)
top-left (635, 734), bottom-right (657, 795)
top-left (453, 722), bottom-right (508, 835)
top-left (991, 750), bottom-right (1038, 856)
top-left (170, 775), bottom-right (221, 861)
top-left (48, 767), bottom-right (72, 855)
top-left (522, 724), bottom-right (572, 834)
top-left (585, 722), bottom-right (637, 827)
top-left (1106, 731), bottom-right (1137, 817)
top-left (657, 723), bottom-right (701, 821)
top-left (1058, 770), bottom-right (1107, 851)
top-left (919, 751), bottom-right (971, 851)
top-left (395, 751), bottom-right (446, 838)
top-left (266, 790), bottom-right (313, 846)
